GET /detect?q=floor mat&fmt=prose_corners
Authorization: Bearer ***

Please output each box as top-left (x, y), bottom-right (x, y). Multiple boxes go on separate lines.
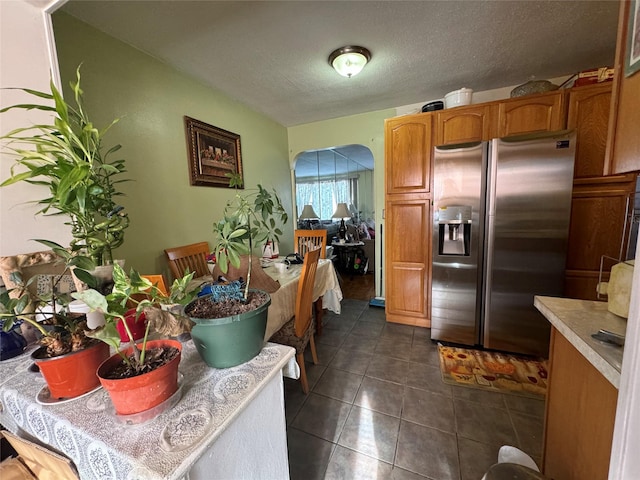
top-left (438, 343), bottom-right (548, 398)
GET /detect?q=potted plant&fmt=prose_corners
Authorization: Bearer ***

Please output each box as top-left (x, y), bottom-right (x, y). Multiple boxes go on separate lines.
top-left (184, 174), bottom-right (288, 368)
top-left (73, 264), bottom-right (198, 415)
top-left (0, 66), bottom-right (129, 292)
top-left (0, 247), bottom-right (110, 399)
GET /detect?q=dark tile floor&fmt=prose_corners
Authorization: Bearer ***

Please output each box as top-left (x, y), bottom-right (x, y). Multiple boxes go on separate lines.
top-left (284, 299), bottom-right (545, 480)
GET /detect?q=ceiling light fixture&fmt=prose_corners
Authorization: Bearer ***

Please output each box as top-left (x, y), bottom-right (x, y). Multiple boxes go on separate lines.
top-left (328, 46), bottom-right (371, 78)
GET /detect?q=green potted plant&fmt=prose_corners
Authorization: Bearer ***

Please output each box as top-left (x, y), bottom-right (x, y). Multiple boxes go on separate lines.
top-left (0, 246), bottom-right (110, 400)
top-left (184, 174), bottom-right (288, 368)
top-left (0, 66), bottom-right (129, 292)
top-left (73, 264), bottom-right (199, 415)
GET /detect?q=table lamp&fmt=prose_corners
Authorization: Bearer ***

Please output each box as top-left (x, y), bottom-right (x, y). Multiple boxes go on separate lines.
top-left (299, 204), bottom-right (319, 228)
top-left (332, 203), bottom-right (351, 240)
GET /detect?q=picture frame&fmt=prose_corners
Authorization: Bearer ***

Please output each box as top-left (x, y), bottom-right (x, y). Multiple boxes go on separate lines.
top-left (626, 0), bottom-right (640, 77)
top-left (184, 116), bottom-right (244, 187)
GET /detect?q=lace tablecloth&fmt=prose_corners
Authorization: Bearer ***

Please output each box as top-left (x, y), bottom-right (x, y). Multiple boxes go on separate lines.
top-left (263, 257), bottom-right (343, 340)
top-left (0, 341), bottom-right (296, 480)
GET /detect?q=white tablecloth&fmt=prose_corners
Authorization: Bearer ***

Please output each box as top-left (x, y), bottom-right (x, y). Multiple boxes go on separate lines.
top-left (0, 341), bottom-right (296, 480)
top-left (262, 258), bottom-right (342, 340)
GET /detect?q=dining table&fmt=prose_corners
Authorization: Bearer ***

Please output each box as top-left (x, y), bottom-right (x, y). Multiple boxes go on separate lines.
top-left (260, 257), bottom-right (343, 340)
top-left (0, 340), bottom-right (298, 480)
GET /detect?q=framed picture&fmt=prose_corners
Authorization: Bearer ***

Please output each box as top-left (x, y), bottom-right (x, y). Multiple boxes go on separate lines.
top-left (184, 116), bottom-right (244, 187)
top-left (626, 0), bottom-right (640, 77)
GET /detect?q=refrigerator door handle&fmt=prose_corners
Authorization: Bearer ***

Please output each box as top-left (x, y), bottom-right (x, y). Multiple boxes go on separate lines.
top-left (486, 140), bottom-right (499, 216)
top-left (482, 214), bottom-right (495, 347)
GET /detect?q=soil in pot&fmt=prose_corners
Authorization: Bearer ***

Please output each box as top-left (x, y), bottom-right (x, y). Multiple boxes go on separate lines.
top-left (185, 290), bottom-right (269, 319)
top-left (101, 345), bottom-right (180, 379)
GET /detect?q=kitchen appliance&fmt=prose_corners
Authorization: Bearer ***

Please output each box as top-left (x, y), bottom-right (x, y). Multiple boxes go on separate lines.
top-left (444, 88), bottom-right (473, 108)
top-left (431, 131), bottom-right (576, 356)
top-left (422, 100), bottom-right (444, 112)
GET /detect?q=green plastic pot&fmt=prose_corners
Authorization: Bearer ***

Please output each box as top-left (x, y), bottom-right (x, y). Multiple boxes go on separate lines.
top-left (186, 290), bottom-right (271, 368)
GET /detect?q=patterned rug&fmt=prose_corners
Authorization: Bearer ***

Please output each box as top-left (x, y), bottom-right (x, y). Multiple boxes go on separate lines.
top-left (438, 344), bottom-right (548, 398)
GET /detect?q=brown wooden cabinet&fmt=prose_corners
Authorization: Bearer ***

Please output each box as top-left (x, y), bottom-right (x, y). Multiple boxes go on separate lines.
top-left (543, 328), bottom-right (618, 480)
top-left (567, 83), bottom-right (612, 178)
top-left (434, 105), bottom-right (492, 145)
top-left (384, 195), bottom-right (431, 327)
top-left (385, 115), bottom-right (432, 195)
top-left (564, 174), bottom-right (636, 300)
top-left (606, 0), bottom-right (640, 175)
top-left (384, 113), bottom-right (433, 327)
top-left (383, 80), bottom-right (634, 326)
top-left (496, 90), bottom-right (565, 137)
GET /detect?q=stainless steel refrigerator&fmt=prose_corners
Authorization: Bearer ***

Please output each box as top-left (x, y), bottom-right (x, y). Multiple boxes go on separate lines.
top-left (430, 131), bottom-right (575, 356)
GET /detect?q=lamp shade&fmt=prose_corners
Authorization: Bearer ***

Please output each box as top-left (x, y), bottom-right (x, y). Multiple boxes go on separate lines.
top-left (300, 204), bottom-right (319, 220)
top-left (332, 203), bottom-right (351, 219)
top-left (328, 46), bottom-right (371, 78)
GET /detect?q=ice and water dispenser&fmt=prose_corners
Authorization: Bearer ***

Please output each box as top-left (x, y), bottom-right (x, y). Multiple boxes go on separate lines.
top-left (437, 205), bottom-right (472, 256)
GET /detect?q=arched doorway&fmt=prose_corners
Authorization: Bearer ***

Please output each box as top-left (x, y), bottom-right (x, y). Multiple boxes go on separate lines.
top-left (293, 145), bottom-right (376, 300)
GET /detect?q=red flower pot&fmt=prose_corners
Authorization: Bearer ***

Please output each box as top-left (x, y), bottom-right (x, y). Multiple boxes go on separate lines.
top-left (32, 342), bottom-right (110, 400)
top-left (116, 309), bottom-right (147, 342)
top-left (97, 339), bottom-right (182, 416)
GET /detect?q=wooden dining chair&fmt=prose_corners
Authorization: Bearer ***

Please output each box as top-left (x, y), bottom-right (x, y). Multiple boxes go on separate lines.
top-left (164, 242), bottom-right (210, 279)
top-left (294, 230), bottom-right (327, 259)
top-left (126, 274), bottom-right (168, 308)
top-left (141, 275), bottom-right (168, 296)
top-left (269, 247), bottom-right (321, 394)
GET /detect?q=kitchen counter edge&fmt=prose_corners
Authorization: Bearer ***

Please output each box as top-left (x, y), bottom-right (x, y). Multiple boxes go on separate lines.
top-left (534, 296), bottom-right (624, 389)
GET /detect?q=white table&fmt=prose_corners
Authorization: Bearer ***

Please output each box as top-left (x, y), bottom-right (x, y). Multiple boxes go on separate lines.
top-left (0, 341), bottom-right (297, 480)
top-left (262, 257), bottom-right (343, 340)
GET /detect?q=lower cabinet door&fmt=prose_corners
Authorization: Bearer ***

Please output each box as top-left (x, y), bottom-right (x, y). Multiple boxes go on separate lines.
top-left (385, 196), bottom-right (431, 327)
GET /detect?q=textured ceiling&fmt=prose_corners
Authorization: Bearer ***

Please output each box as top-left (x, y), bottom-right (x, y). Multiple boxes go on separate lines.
top-left (60, 0), bottom-right (619, 129)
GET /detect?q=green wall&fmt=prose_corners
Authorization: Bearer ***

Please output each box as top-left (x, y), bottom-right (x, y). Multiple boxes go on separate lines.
top-left (53, 13), bottom-right (292, 277)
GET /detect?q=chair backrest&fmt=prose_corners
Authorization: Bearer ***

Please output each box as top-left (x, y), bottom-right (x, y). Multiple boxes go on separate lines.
top-left (164, 242), bottom-right (210, 279)
top-left (141, 275), bottom-right (168, 296)
top-left (294, 247), bottom-right (321, 338)
top-left (128, 274), bottom-right (169, 308)
top-left (294, 230), bottom-right (327, 259)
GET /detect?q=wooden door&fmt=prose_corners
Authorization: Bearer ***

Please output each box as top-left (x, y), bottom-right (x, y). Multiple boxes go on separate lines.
top-left (385, 114), bottom-right (432, 195)
top-left (434, 105), bottom-right (492, 145)
top-left (384, 196), bottom-right (431, 327)
top-left (567, 83), bottom-right (612, 178)
top-left (497, 91), bottom-right (565, 137)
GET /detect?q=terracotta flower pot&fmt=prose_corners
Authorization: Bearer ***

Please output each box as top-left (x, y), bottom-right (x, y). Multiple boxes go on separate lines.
top-left (116, 309), bottom-right (147, 342)
top-left (32, 341), bottom-right (110, 399)
top-left (97, 339), bottom-right (182, 415)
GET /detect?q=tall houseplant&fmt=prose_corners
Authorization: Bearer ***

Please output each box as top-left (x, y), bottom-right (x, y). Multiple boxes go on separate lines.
top-left (0, 66), bottom-right (129, 288)
top-left (184, 174), bottom-right (288, 368)
top-left (211, 173), bottom-right (288, 298)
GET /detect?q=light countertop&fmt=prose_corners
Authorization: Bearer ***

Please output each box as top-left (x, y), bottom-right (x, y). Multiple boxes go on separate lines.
top-left (534, 296), bottom-right (625, 389)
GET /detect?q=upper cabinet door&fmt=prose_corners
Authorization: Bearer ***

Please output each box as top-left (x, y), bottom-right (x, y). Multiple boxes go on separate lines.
top-left (385, 114), bottom-right (432, 194)
top-left (497, 91), bottom-right (565, 137)
top-left (435, 105), bottom-right (492, 146)
top-left (606, 0), bottom-right (640, 175)
top-left (567, 83), bottom-right (612, 178)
